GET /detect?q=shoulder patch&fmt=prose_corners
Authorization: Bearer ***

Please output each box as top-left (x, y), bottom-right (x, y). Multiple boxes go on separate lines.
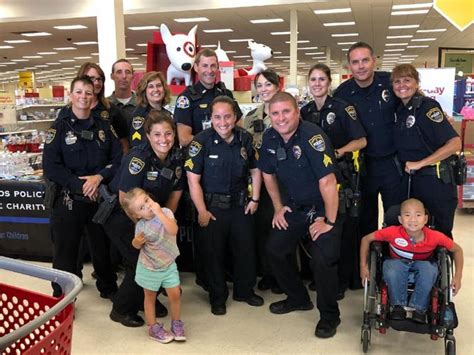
top-left (176, 95), bottom-right (190, 109)
top-left (132, 116), bottom-right (145, 130)
top-left (188, 141), bottom-right (202, 157)
top-left (45, 128), bottom-right (56, 144)
top-left (309, 134), bottom-right (326, 152)
top-left (426, 107), bottom-right (444, 123)
top-left (345, 105), bottom-right (357, 120)
top-left (128, 157), bottom-right (145, 175)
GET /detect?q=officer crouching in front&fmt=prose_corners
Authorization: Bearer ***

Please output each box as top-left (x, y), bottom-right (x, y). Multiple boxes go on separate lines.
top-left (43, 75), bottom-right (122, 298)
top-left (258, 92), bottom-right (342, 338)
top-left (185, 96), bottom-right (263, 316)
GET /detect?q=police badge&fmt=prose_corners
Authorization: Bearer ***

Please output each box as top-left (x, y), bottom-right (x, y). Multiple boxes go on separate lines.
top-left (129, 157), bottom-right (145, 175)
top-left (406, 115), bottom-right (416, 128)
top-left (240, 147), bottom-right (248, 160)
top-left (381, 89), bottom-right (390, 102)
top-left (292, 145), bottom-right (302, 159)
top-left (100, 110), bottom-right (109, 120)
top-left (326, 112), bottom-right (336, 125)
top-left (98, 130), bottom-right (106, 142)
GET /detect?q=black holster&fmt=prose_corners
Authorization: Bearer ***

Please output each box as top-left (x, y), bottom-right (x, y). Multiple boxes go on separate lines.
top-left (43, 179), bottom-right (59, 209)
top-left (92, 185), bottom-right (117, 224)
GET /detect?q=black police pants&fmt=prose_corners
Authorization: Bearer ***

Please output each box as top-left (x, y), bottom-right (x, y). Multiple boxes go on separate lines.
top-left (267, 209), bottom-right (342, 322)
top-left (103, 208), bottom-right (143, 315)
top-left (338, 214), bottom-right (362, 290)
top-left (401, 173), bottom-right (457, 238)
top-left (254, 187), bottom-right (274, 278)
top-left (359, 156), bottom-right (402, 237)
top-left (198, 205), bottom-right (256, 306)
top-left (50, 199), bottom-right (117, 296)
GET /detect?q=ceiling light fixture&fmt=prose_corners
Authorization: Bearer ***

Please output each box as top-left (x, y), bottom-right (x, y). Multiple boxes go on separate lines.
top-left (53, 47), bottom-right (77, 50)
top-left (74, 56), bottom-right (92, 59)
top-left (271, 31), bottom-right (291, 35)
top-left (0, 45), bottom-right (13, 49)
top-left (407, 45), bottom-right (429, 48)
top-left (250, 18), bottom-right (284, 24)
top-left (285, 40), bottom-right (310, 44)
top-left (203, 29), bottom-right (233, 33)
top-left (384, 49), bottom-right (406, 52)
top-left (305, 52), bottom-right (325, 55)
top-left (136, 43), bottom-right (148, 47)
top-left (385, 43), bottom-right (409, 46)
top-left (200, 44), bottom-right (217, 48)
top-left (21, 32), bottom-right (51, 37)
top-left (323, 22), bottom-right (355, 27)
top-left (391, 9), bottom-right (430, 15)
top-left (387, 35), bottom-right (413, 39)
top-left (337, 42), bottom-right (356, 45)
top-left (37, 52), bottom-right (58, 55)
top-left (128, 26), bottom-right (159, 31)
top-left (298, 47), bottom-right (318, 50)
top-left (4, 40), bottom-right (30, 44)
top-left (73, 41), bottom-right (97, 45)
top-left (388, 25), bottom-right (419, 29)
top-left (400, 55), bottom-right (419, 58)
top-left (58, 59), bottom-right (75, 62)
top-left (331, 33), bottom-right (359, 37)
top-left (314, 8), bottom-right (351, 14)
top-left (174, 17), bottom-right (209, 23)
top-left (23, 56), bottom-right (42, 59)
top-left (126, 48), bottom-right (134, 51)
top-left (392, 3), bottom-right (432, 10)
top-left (383, 54), bottom-right (402, 57)
top-left (232, 55), bottom-right (251, 58)
top-left (11, 59), bottom-right (29, 62)
top-left (228, 38), bottom-right (253, 42)
top-left (417, 28), bottom-right (447, 33)
top-left (53, 25), bottom-right (87, 30)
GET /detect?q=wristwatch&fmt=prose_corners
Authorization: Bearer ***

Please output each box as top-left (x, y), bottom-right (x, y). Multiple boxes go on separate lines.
top-left (324, 217), bottom-right (336, 227)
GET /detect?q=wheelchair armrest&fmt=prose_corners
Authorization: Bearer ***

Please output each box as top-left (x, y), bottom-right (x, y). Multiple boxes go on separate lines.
top-left (370, 241), bottom-right (383, 253)
top-left (435, 247), bottom-right (448, 258)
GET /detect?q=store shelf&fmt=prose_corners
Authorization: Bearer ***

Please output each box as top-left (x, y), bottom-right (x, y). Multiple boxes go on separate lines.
top-left (16, 103), bottom-right (65, 109)
top-left (0, 129), bottom-right (37, 136)
top-left (17, 119), bottom-right (55, 124)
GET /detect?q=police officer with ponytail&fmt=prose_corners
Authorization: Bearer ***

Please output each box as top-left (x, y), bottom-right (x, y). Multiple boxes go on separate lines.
top-left (301, 63), bottom-right (367, 297)
top-left (104, 109), bottom-right (185, 327)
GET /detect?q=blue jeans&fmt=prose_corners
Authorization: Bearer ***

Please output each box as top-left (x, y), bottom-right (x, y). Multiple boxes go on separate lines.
top-left (383, 259), bottom-right (438, 312)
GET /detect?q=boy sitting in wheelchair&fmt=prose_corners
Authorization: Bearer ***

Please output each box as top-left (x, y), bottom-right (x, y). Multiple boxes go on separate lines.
top-left (360, 198), bottom-right (463, 324)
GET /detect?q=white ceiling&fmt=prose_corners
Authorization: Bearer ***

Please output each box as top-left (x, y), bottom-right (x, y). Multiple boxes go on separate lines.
top-left (0, 0), bottom-right (473, 84)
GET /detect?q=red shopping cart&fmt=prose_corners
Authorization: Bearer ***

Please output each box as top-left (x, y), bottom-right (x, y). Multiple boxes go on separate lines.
top-left (0, 256), bottom-right (82, 354)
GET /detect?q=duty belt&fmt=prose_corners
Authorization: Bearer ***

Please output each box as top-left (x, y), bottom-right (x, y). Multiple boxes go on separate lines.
top-left (205, 191), bottom-right (246, 210)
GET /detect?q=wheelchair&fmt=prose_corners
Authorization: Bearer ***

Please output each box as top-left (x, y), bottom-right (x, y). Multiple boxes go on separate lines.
top-left (360, 205), bottom-right (458, 355)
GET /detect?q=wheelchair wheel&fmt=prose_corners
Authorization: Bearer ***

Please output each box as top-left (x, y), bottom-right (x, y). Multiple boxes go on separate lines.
top-left (445, 337), bottom-right (455, 355)
top-left (361, 328), bottom-right (370, 353)
top-left (367, 248), bottom-right (378, 313)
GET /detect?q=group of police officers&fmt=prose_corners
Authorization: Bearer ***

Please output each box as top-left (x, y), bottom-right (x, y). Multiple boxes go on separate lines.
top-left (42, 41), bottom-right (461, 339)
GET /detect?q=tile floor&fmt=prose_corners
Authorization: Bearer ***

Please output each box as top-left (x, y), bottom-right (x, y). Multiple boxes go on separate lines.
top-left (1, 209), bottom-right (473, 354)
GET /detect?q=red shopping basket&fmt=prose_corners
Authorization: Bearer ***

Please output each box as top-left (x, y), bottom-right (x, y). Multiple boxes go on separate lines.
top-left (0, 257), bottom-right (82, 354)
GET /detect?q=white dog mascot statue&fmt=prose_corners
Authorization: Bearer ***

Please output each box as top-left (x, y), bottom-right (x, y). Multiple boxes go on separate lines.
top-left (160, 23), bottom-right (198, 86)
top-left (215, 41), bottom-right (230, 62)
top-left (246, 40), bottom-right (273, 76)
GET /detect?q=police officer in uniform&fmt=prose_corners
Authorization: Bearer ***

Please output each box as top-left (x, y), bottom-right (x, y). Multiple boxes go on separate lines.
top-left (174, 48), bottom-right (242, 147)
top-left (43, 76), bottom-right (122, 298)
top-left (301, 63), bottom-right (367, 296)
top-left (259, 92), bottom-right (342, 338)
top-left (128, 71), bottom-right (172, 148)
top-left (391, 64), bottom-right (461, 238)
top-left (185, 96), bottom-right (263, 316)
top-left (77, 62), bottom-right (129, 153)
top-left (108, 59), bottom-right (137, 127)
top-left (334, 42), bottom-right (401, 242)
top-left (174, 48), bottom-right (242, 290)
top-left (242, 69), bottom-right (282, 293)
top-left (104, 110), bottom-right (184, 327)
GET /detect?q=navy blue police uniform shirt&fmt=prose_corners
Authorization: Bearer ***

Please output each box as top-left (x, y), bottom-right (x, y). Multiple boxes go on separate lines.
top-left (174, 81), bottom-right (243, 136)
top-left (43, 106), bottom-right (123, 193)
top-left (91, 101), bottom-right (129, 140)
top-left (300, 96), bottom-right (366, 149)
top-left (184, 126), bottom-right (256, 194)
top-left (110, 142), bottom-right (185, 205)
top-left (394, 94), bottom-right (458, 163)
top-left (257, 120), bottom-right (336, 208)
top-left (333, 71), bottom-right (399, 157)
top-left (128, 105), bottom-right (173, 148)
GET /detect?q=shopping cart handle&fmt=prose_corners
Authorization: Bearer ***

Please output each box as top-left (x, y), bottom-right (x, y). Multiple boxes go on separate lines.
top-left (0, 256), bottom-right (83, 351)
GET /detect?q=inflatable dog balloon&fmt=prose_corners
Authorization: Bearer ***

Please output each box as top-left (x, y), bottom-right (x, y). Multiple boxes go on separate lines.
top-left (246, 40), bottom-right (273, 76)
top-left (160, 23), bottom-right (198, 86)
top-left (215, 41), bottom-right (230, 62)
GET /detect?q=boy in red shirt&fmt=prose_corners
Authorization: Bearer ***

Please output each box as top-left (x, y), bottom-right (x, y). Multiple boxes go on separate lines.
top-left (360, 198), bottom-right (463, 323)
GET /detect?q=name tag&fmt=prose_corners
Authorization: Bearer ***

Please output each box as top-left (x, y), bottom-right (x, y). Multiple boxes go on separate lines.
top-left (147, 171), bottom-right (158, 180)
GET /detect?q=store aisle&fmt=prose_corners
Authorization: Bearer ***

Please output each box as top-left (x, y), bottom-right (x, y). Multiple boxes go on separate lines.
top-left (1, 209), bottom-right (473, 354)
